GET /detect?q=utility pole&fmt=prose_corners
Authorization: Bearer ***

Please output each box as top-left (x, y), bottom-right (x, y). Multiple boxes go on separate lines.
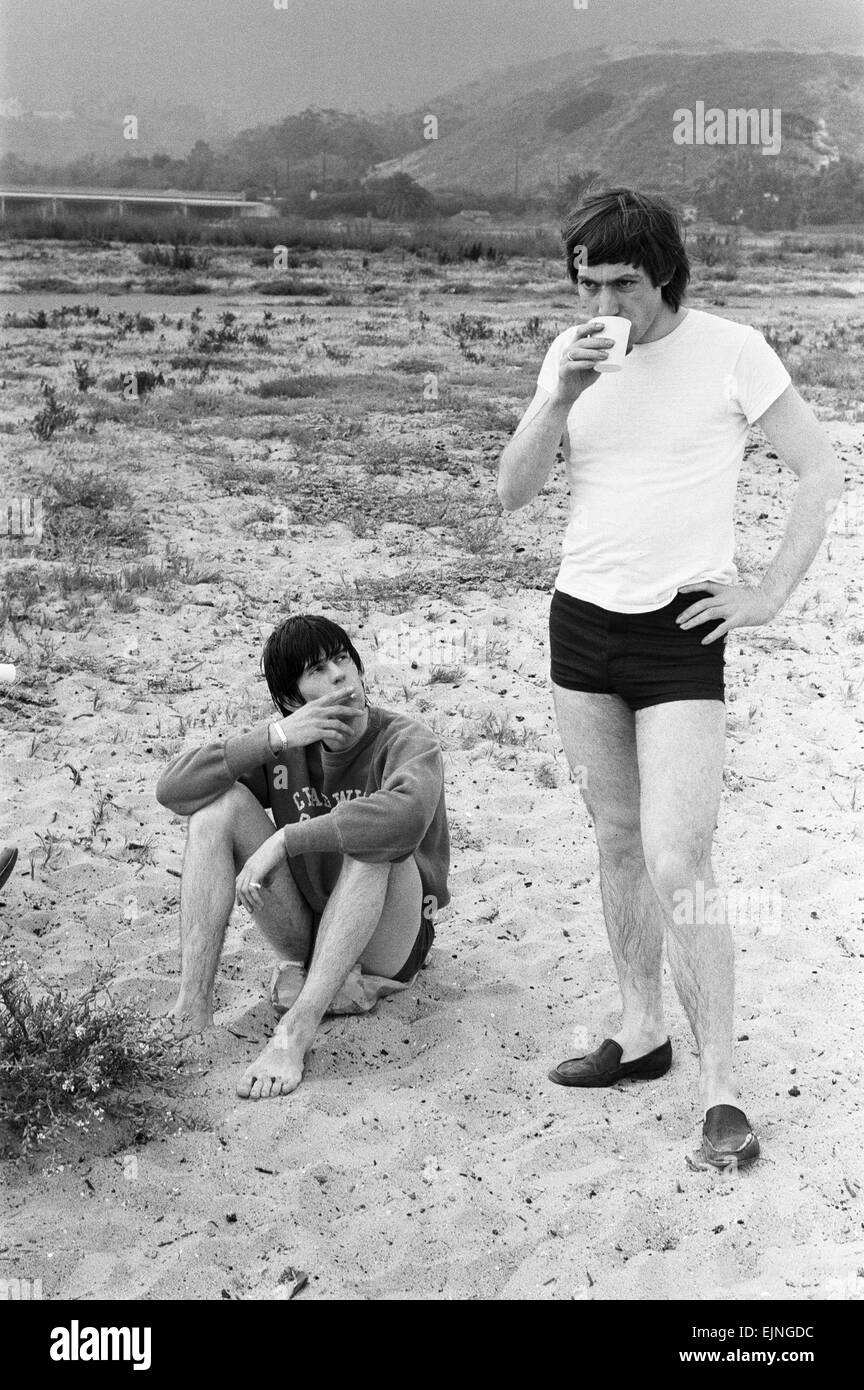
top-left (514, 152), bottom-right (519, 200)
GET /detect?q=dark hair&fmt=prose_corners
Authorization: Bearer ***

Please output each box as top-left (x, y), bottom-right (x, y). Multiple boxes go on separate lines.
top-left (562, 187), bottom-right (690, 310)
top-left (262, 614), bottom-right (364, 714)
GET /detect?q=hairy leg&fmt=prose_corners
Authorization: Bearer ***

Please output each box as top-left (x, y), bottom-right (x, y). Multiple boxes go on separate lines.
top-left (552, 685), bottom-right (667, 1059)
top-left (237, 854), bottom-right (423, 1100)
top-left (169, 782), bottom-right (312, 1034)
top-left (636, 700), bottom-right (735, 1113)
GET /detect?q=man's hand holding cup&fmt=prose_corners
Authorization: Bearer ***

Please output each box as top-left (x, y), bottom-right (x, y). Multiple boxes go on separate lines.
top-left (553, 316), bottom-right (631, 404)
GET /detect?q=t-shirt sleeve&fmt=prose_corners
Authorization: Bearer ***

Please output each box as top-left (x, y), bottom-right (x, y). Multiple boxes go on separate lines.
top-left (729, 329), bottom-right (792, 425)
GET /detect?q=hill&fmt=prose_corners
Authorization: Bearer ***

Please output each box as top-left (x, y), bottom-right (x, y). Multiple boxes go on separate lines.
top-left (2, 47), bottom-right (862, 212)
top-left (369, 49), bottom-right (864, 195)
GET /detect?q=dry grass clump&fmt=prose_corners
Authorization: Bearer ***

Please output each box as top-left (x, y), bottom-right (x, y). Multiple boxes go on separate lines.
top-left (44, 469), bottom-right (148, 555)
top-left (0, 961), bottom-right (184, 1157)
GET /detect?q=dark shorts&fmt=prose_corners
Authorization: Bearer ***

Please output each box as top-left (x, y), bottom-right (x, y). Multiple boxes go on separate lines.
top-left (393, 911), bottom-right (435, 983)
top-left (306, 901), bottom-right (434, 984)
top-left (549, 586), bottom-right (725, 711)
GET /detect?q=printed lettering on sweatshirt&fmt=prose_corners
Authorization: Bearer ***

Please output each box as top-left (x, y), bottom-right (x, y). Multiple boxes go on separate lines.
top-left (273, 773), bottom-right (366, 814)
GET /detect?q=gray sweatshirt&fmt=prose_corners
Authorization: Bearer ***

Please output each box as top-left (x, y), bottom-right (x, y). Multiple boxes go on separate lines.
top-left (155, 704), bottom-right (450, 918)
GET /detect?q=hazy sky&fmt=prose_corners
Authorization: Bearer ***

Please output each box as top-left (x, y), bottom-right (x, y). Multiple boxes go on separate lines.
top-left (2, 0), bottom-right (862, 125)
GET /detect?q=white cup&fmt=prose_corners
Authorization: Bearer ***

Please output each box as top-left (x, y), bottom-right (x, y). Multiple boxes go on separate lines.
top-left (591, 315), bottom-right (631, 372)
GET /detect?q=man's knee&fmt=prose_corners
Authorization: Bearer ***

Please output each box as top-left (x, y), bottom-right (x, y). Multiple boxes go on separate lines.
top-left (593, 811), bottom-right (644, 869)
top-left (643, 834), bottom-right (712, 901)
top-left (339, 854), bottom-right (392, 880)
top-left (188, 783), bottom-right (258, 840)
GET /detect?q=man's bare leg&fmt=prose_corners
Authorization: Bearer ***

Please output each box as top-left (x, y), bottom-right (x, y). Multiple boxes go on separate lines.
top-left (237, 855), bottom-right (423, 1100)
top-left (553, 686), bottom-right (668, 1059)
top-left (168, 783), bottom-right (313, 1035)
top-left (636, 700), bottom-right (736, 1114)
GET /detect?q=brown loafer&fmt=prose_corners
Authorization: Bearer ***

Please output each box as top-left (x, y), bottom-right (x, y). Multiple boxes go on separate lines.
top-left (702, 1104), bottom-right (760, 1170)
top-left (548, 1037), bottom-right (672, 1087)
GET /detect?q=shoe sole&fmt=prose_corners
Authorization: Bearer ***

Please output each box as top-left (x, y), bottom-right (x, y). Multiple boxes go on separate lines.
top-left (548, 1062), bottom-right (671, 1087)
top-left (702, 1138), bottom-right (761, 1170)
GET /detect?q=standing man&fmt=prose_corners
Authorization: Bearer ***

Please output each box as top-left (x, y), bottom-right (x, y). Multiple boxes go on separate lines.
top-left (497, 188), bottom-right (843, 1167)
top-left (156, 615), bottom-right (449, 1100)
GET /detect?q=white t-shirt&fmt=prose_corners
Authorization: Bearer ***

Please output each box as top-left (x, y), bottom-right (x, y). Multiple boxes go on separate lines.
top-left (532, 307), bottom-right (791, 612)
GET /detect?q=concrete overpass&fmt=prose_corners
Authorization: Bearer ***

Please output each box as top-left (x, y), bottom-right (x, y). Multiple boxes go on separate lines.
top-left (0, 186), bottom-right (278, 220)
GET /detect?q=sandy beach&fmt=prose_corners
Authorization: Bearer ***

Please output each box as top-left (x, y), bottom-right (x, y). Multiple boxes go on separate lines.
top-left (1, 235), bottom-right (863, 1299)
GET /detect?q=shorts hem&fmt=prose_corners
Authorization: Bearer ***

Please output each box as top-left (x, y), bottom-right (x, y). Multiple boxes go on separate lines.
top-left (550, 676), bottom-right (614, 695)
top-left (630, 691), bottom-right (725, 711)
top-left (390, 918), bottom-right (434, 984)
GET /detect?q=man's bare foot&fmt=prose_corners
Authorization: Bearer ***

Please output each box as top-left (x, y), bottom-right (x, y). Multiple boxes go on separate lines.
top-left (165, 998), bottom-right (213, 1037)
top-left (236, 1019), bottom-right (314, 1100)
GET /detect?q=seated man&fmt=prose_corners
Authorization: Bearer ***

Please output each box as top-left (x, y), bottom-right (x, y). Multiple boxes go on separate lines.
top-left (155, 614), bottom-right (450, 1100)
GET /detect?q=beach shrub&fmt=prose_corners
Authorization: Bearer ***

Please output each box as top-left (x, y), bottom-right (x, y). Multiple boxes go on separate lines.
top-left (29, 383), bottom-right (78, 441)
top-left (45, 468), bottom-right (148, 553)
top-left (0, 964), bottom-right (183, 1157)
top-left (254, 278), bottom-right (330, 297)
top-left (255, 374), bottom-right (332, 398)
top-left (138, 240), bottom-right (211, 271)
top-left (73, 359), bottom-right (97, 392)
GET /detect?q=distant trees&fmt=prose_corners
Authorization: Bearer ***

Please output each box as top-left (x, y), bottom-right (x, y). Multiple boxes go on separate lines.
top-left (0, 152), bottom-right (41, 185)
top-left (285, 173), bottom-right (438, 221)
top-left (0, 108), bottom-right (415, 198)
top-left (558, 169), bottom-right (607, 215)
top-left (804, 157), bottom-right (864, 225)
top-left (697, 151), bottom-right (864, 229)
top-left (375, 173), bottom-right (437, 220)
top-left (185, 140), bottom-right (217, 190)
top-left (4, 100), bottom-right (862, 230)
top-left (698, 153), bottom-right (804, 229)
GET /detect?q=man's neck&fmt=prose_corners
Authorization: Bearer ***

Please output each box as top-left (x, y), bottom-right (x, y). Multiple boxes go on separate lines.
top-left (639, 302), bottom-right (687, 346)
top-left (322, 706), bottom-right (370, 753)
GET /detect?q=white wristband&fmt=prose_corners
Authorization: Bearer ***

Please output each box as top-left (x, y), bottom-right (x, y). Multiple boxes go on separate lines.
top-left (268, 721), bottom-right (288, 756)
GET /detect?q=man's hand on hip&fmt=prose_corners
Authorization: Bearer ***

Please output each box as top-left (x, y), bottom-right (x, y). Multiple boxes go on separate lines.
top-left (676, 583), bottom-right (780, 645)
